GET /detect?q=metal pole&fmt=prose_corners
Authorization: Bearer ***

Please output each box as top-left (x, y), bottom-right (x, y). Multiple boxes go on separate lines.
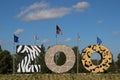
top-left (77, 33), bottom-right (80, 73)
top-left (56, 34), bottom-right (57, 45)
top-left (13, 42), bottom-right (15, 74)
top-left (13, 55), bottom-right (15, 74)
top-left (34, 35), bottom-right (38, 45)
top-left (55, 34), bottom-right (58, 65)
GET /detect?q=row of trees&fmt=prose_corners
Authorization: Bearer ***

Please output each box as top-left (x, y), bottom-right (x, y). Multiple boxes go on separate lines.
top-left (0, 45), bottom-right (13, 74)
top-left (0, 45), bottom-right (120, 74)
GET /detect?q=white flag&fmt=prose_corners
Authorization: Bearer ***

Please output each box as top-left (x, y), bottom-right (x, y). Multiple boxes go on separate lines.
top-left (34, 35), bottom-right (39, 41)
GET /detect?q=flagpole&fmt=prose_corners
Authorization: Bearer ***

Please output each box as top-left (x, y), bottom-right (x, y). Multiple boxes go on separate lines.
top-left (97, 36), bottom-right (98, 66)
top-left (55, 25), bottom-right (62, 65)
top-left (34, 35), bottom-right (39, 69)
top-left (56, 34), bottom-right (58, 45)
top-left (96, 36), bottom-right (102, 66)
top-left (55, 26), bottom-right (58, 65)
top-left (34, 35), bottom-right (36, 45)
top-left (77, 33), bottom-right (80, 73)
top-left (97, 36), bottom-right (101, 66)
top-left (13, 41), bottom-right (15, 74)
top-left (13, 34), bottom-right (19, 74)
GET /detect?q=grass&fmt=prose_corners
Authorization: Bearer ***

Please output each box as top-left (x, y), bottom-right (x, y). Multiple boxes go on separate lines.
top-left (0, 73), bottom-right (120, 80)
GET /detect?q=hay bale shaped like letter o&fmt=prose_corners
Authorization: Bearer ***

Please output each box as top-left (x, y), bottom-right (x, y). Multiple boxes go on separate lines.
top-left (82, 44), bottom-right (112, 73)
top-left (45, 44), bottom-right (75, 73)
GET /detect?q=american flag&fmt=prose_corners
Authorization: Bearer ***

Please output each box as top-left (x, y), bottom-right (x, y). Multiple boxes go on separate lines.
top-left (56, 25), bottom-right (62, 35)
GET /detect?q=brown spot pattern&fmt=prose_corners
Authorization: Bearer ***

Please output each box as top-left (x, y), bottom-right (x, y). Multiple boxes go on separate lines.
top-left (81, 44), bottom-right (112, 73)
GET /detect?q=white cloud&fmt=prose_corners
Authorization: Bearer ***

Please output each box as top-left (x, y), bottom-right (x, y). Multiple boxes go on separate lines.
top-left (17, 1), bottom-right (48, 18)
top-left (14, 29), bottom-right (24, 35)
top-left (17, 1), bottom-right (90, 22)
top-left (41, 39), bottom-right (50, 44)
top-left (64, 38), bottom-right (72, 42)
top-left (22, 8), bottom-right (71, 21)
top-left (72, 1), bottom-right (90, 12)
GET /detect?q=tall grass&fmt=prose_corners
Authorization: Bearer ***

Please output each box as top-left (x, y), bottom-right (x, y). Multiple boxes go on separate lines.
top-left (0, 73), bottom-right (120, 80)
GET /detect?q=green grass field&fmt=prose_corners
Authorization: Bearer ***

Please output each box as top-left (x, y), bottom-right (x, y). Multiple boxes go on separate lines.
top-left (0, 73), bottom-right (120, 80)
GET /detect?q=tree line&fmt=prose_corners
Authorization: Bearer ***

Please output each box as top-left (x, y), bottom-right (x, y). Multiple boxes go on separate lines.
top-left (0, 44), bottom-right (120, 74)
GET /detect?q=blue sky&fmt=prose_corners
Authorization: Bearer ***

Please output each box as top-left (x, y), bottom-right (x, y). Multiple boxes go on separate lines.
top-left (0, 0), bottom-right (120, 61)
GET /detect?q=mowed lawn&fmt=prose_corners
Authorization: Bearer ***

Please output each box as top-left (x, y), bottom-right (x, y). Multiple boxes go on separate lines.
top-left (0, 73), bottom-right (120, 80)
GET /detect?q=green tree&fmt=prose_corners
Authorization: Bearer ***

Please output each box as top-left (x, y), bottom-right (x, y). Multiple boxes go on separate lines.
top-left (0, 45), bottom-right (2, 52)
top-left (37, 44), bottom-right (51, 73)
top-left (0, 50), bottom-right (12, 74)
top-left (67, 46), bottom-right (79, 73)
top-left (54, 52), bottom-right (66, 66)
top-left (71, 46), bottom-right (79, 73)
top-left (70, 46), bottom-right (88, 73)
top-left (116, 53), bottom-right (120, 73)
top-left (116, 53), bottom-right (120, 68)
top-left (107, 58), bottom-right (116, 73)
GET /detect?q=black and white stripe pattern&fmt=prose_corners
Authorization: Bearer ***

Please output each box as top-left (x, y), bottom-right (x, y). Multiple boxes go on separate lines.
top-left (17, 45), bottom-right (41, 73)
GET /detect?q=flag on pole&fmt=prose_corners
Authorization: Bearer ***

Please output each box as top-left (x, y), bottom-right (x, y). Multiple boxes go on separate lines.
top-left (97, 37), bottom-right (102, 45)
top-left (56, 25), bottom-right (62, 35)
top-left (14, 34), bottom-right (19, 43)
